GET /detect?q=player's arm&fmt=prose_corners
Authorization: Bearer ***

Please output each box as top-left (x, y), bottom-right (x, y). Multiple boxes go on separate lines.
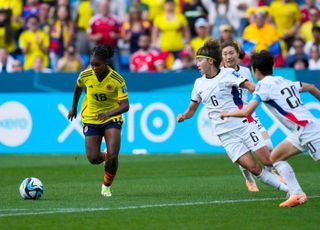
top-left (220, 95), bottom-right (261, 119)
top-left (300, 82), bottom-right (320, 100)
top-left (97, 98), bottom-right (130, 121)
top-left (176, 100), bottom-right (199, 122)
top-left (68, 84), bottom-right (83, 121)
top-left (240, 80), bottom-right (256, 93)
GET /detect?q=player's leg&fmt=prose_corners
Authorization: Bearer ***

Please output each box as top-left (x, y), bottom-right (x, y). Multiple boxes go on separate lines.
top-left (85, 136), bottom-right (108, 164)
top-left (236, 151), bottom-right (288, 193)
top-left (220, 125), bottom-right (288, 193)
top-left (84, 124), bottom-right (108, 164)
top-left (271, 140), bottom-right (307, 207)
top-left (101, 126), bottom-right (121, 197)
top-left (238, 165), bottom-right (259, 192)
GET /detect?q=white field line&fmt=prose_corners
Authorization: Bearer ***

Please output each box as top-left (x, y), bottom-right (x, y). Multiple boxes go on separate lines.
top-left (1, 195), bottom-right (319, 217)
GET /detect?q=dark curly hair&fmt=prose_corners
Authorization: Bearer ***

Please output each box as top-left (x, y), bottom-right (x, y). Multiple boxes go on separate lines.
top-left (90, 45), bottom-right (114, 66)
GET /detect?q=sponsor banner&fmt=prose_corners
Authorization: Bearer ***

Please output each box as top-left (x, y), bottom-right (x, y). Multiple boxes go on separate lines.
top-left (0, 93), bottom-right (319, 154)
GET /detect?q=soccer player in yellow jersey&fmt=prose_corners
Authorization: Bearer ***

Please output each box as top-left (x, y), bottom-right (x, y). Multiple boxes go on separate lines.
top-left (68, 45), bottom-right (130, 197)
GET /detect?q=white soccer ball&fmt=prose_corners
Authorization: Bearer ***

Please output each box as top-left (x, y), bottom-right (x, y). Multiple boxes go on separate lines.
top-left (19, 177), bottom-right (44, 200)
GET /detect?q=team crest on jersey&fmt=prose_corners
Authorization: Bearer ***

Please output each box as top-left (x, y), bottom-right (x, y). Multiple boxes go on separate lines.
top-left (106, 85), bottom-right (113, 90)
top-left (122, 86), bottom-right (128, 94)
top-left (232, 71), bottom-right (241, 78)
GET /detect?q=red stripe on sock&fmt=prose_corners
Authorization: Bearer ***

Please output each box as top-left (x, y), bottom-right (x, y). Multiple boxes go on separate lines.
top-left (103, 171), bottom-right (115, 187)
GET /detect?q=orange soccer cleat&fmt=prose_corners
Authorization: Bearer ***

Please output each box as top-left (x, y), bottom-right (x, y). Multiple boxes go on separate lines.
top-left (279, 194), bottom-right (308, 208)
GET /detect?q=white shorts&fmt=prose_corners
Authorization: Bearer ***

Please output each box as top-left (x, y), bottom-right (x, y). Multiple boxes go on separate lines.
top-left (286, 120), bottom-right (320, 161)
top-left (218, 122), bottom-right (266, 162)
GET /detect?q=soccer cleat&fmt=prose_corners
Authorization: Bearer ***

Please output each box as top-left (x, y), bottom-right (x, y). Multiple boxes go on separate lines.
top-left (101, 184), bottom-right (112, 197)
top-left (245, 180), bottom-right (259, 192)
top-left (279, 194), bottom-right (308, 208)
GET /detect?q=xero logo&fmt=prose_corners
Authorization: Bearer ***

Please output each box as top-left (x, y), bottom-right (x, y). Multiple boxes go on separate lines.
top-left (0, 101), bottom-right (32, 147)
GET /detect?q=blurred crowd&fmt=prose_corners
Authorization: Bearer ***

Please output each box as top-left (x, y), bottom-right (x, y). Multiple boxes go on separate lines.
top-left (0, 0), bottom-right (320, 74)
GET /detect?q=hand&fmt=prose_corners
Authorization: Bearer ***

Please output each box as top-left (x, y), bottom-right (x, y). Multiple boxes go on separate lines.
top-left (68, 107), bottom-right (77, 121)
top-left (176, 114), bottom-right (185, 122)
top-left (220, 111), bottom-right (229, 120)
top-left (97, 112), bottom-right (110, 121)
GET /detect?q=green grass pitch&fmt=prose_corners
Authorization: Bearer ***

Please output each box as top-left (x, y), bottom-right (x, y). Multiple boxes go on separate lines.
top-left (0, 154), bottom-right (319, 230)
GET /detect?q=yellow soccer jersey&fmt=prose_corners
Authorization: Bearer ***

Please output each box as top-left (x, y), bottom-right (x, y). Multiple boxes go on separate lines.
top-left (77, 67), bottom-right (128, 125)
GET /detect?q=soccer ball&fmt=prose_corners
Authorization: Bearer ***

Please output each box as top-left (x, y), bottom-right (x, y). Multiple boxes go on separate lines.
top-left (19, 177), bottom-right (44, 200)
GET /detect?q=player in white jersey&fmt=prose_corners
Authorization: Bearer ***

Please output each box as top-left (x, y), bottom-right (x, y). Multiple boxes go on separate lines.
top-left (221, 41), bottom-right (277, 192)
top-left (221, 50), bottom-right (320, 207)
top-left (177, 39), bottom-right (289, 199)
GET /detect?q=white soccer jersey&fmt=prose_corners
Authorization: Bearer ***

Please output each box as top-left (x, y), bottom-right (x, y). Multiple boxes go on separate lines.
top-left (191, 67), bottom-right (254, 135)
top-left (254, 76), bottom-right (316, 131)
top-left (222, 65), bottom-right (253, 105)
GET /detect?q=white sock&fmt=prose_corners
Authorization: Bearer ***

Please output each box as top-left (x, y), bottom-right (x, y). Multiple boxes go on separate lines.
top-left (273, 161), bottom-right (304, 196)
top-left (257, 169), bottom-right (289, 192)
top-left (239, 165), bottom-right (256, 184)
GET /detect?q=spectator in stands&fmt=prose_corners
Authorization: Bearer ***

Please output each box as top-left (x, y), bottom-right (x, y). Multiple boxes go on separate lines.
top-left (19, 15), bottom-right (50, 70)
top-left (242, 9), bottom-right (279, 52)
top-left (151, 0), bottom-right (190, 58)
top-left (300, 0), bottom-right (320, 23)
top-left (0, 9), bottom-right (16, 55)
top-left (11, 59), bottom-right (23, 72)
top-left (0, 0), bottom-right (23, 32)
top-left (300, 8), bottom-right (320, 43)
top-left (305, 25), bottom-right (320, 54)
top-left (22, 0), bottom-right (41, 24)
top-left (285, 37), bottom-right (309, 67)
top-left (0, 48), bottom-right (15, 73)
top-left (74, 0), bottom-right (94, 55)
top-left (171, 49), bottom-right (195, 71)
top-left (57, 43), bottom-right (83, 72)
top-left (204, 0), bottom-right (241, 39)
top-left (49, 4), bottom-right (76, 71)
top-left (190, 18), bottom-right (211, 55)
top-left (88, 0), bottom-right (121, 70)
top-left (121, 6), bottom-right (151, 54)
top-left (32, 56), bottom-right (52, 73)
top-left (292, 58), bottom-right (308, 70)
top-left (141, 0), bottom-right (165, 22)
top-left (183, 0), bottom-right (208, 38)
top-left (269, 0), bottom-right (301, 50)
top-left (242, 8), bottom-right (285, 67)
top-left (308, 44), bottom-right (320, 69)
top-left (38, 2), bottom-right (51, 34)
top-left (92, 0), bottom-right (127, 23)
top-left (219, 24), bottom-right (234, 44)
top-left (229, 0), bottom-right (257, 38)
top-left (130, 33), bottom-right (165, 72)
top-left (130, 0), bottom-right (149, 21)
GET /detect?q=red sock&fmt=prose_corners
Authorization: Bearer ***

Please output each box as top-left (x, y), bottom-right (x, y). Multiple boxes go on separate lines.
top-left (103, 171), bottom-right (115, 187)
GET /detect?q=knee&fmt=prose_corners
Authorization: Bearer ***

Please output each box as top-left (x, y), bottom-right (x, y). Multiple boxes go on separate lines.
top-left (260, 157), bottom-right (273, 166)
top-left (247, 164), bottom-right (262, 176)
top-left (87, 154), bottom-right (100, 165)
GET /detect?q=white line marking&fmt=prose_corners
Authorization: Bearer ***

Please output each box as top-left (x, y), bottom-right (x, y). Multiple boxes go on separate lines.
top-left (1, 195), bottom-right (319, 217)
